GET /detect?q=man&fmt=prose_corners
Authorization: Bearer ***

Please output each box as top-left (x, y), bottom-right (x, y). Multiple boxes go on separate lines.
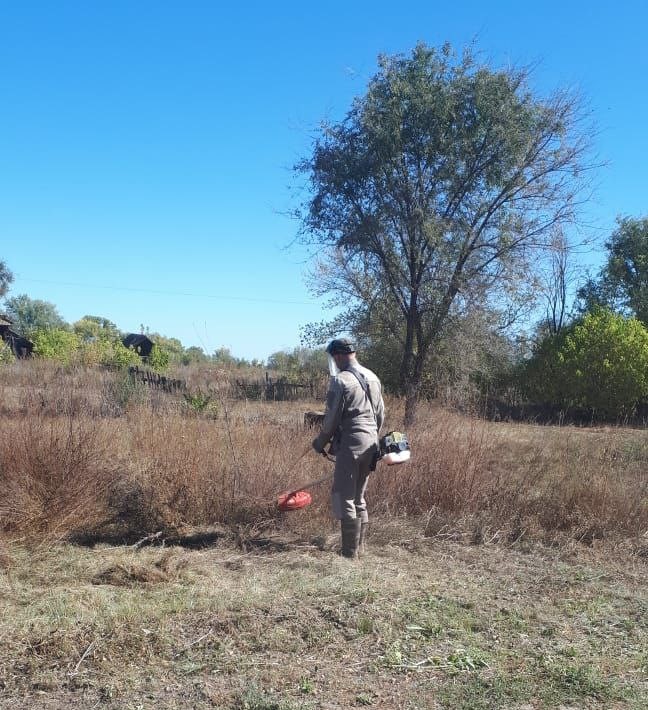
top-left (312, 338), bottom-right (385, 559)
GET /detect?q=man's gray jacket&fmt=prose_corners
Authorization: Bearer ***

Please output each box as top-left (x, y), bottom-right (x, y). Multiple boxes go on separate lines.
top-left (312, 364), bottom-right (385, 456)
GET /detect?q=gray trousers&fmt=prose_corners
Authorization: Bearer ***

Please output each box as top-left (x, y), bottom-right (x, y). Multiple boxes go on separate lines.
top-left (331, 446), bottom-right (376, 522)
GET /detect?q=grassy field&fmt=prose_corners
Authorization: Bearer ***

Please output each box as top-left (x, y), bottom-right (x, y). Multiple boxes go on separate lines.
top-left (1, 530), bottom-right (646, 709)
top-left (0, 362), bottom-right (646, 708)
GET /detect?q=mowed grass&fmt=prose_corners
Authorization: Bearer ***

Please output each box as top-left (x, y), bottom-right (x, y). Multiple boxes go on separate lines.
top-left (1, 532), bottom-right (646, 709)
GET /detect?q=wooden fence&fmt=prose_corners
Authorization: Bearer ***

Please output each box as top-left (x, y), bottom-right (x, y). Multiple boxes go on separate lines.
top-left (128, 366), bottom-right (187, 394)
top-left (128, 367), bottom-right (325, 402)
top-left (235, 374), bottom-right (326, 401)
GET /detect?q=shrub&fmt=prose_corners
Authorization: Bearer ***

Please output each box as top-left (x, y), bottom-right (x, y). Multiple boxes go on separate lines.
top-left (79, 337), bottom-right (141, 368)
top-left (31, 328), bottom-right (82, 364)
top-left (147, 344), bottom-right (170, 372)
top-left (524, 308), bottom-right (648, 417)
top-left (0, 342), bottom-right (15, 364)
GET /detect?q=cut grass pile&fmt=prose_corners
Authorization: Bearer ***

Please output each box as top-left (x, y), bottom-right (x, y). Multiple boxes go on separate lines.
top-left (0, 531), bottom-right (646, 709)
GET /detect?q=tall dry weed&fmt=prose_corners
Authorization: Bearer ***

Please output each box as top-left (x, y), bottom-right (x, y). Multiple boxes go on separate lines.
top-left (0, 412), bottom-right (125, 538)
top-left (0, 363), bottom-right (646, 545)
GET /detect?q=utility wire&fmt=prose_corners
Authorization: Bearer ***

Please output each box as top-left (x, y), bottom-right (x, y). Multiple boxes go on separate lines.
top-left (17, 277), bottom-right (318, 306)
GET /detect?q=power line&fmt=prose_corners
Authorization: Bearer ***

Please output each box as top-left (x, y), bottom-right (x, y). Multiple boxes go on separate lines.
top-left (17, 277), bottom-right (319, 307)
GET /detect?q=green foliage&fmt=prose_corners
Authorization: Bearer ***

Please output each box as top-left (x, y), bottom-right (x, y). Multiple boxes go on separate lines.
top-left (237, 686), bottom-right (302, 710)
top-left (211, 346), bottom-right (239, 367)
top-left (524, 308), bottom-right (648, 417)
top-left (298, 676), bottom-right (315, 694)
top-left (147, 344), bottom-right (170, 372)
top-left (70, 316), bottom-right (136, 368)
top-left (106, 340), bottom-right (141, 368)
top-left (267, 347), bottom-right (326, 379)
top-left (0, 342), bottom-right (15, 364)
top-left (183, 390), bottom-right (218, 417)
top-left (146, 333), bottom-right (184, 363)
top-left (578, 216), bottom-right (648, 324)
top-left (31, 328), bottom-right (81, 364)
top-left (211, 346), bottom-right (255, 368)
top-left (446, 649), bottom-right (490, 673)
top-left (181, 345), bottom-right (209, 365)
top-left (4, 294), bottom-right (67, 336)
top-left (73, 315), bottom-right (121, 341)
top-left (31, 325), bottom-right (139, 369)
top-left (110, 369), bottom-right (147, 409)
top-left (296, 42), bottom-right (592, 421)
top-left (80, 338), bottom-right (140, 368)
top-left (0, 260), bottom-right (13, 298)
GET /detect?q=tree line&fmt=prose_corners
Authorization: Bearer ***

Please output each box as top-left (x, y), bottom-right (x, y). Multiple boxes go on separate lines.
top-left (0, 283), bottom-right (323, 377)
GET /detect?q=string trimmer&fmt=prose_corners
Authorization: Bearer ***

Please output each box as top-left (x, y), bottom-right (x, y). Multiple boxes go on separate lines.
top-left (276, 431), bottom-right (410, 513)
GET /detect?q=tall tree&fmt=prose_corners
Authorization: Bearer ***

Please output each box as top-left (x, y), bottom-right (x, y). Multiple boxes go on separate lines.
top-left (577, 216), bottom-right (648, 324)
top-left (296, 43), bottom-right (594, 423)
top-left (6, 293), bottom-right (68, 337)
top-left (73, 315), bottom-right (121, 341)
top-left (0, 260), bottom-right (13, 299)
top-left (4, 294), bottom-right (67, 336)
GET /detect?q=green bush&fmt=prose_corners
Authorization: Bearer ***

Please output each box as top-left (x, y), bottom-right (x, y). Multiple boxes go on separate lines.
top-left (32, 328), bottom-right (140, 369)
top-left (147, 344), bottom-right (170, 372)
top-left (31, 328), bottom-right (82, 364)
top-left (107, 340), bottom-right (141, 368)
top-left (524, 308), bottom-right (648, 417)
top-left (79, 337), bottom-right (140, 368)
top-left (0, 342), bottom-right (15, 364)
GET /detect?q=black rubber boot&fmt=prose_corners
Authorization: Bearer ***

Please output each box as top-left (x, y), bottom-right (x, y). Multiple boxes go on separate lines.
top-left (358, 522), bottom-right (368, 556)
top-left (340, 519), bottom-right (361, 559)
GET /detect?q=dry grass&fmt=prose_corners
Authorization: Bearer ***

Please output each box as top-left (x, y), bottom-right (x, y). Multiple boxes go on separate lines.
top-left (0, 363), bottom-right (646, 708)
top-left (0, 361), bottom-right (646, 549)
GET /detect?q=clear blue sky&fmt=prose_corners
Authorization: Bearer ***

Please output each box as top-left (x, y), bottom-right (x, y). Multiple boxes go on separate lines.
top-left (1, 1), bottom-right (646, 359)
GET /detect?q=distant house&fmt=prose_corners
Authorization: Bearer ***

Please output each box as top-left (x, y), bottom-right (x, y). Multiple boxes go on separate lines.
top-left (0, 315), bottom-right (34, 358)
top-left (122, 333), bottom-right (154, 357)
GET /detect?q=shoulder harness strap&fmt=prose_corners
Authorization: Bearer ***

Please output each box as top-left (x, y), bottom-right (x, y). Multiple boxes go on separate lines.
top-left (347, 367), bottom-right (377, 424)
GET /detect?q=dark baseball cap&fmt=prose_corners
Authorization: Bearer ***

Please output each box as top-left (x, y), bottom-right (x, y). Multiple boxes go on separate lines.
top-left (326, 338), bottom-right (356, 355)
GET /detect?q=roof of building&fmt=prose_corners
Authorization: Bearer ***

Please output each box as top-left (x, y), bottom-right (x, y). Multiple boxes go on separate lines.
top-left (123, 333), bottom-right (154, 347)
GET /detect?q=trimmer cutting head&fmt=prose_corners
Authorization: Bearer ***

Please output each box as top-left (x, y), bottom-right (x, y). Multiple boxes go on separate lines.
top-left (277, 490), bottom-right (312, 512)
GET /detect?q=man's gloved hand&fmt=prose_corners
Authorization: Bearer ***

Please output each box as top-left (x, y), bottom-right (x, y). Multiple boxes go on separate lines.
top-left (312, 437), bottom-right (325, 454)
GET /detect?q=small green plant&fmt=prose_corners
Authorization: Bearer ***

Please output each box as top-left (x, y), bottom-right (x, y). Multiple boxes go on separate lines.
top-left (446, 649), bottom-right (489, 672)
top-left (111, 369), bottom-right (147, 409)
top-left (298, 676), bottom-right (314, 694)
top-left (356, 615), bottom-right (374, 635)
top-left (238, 686), bottom-right (302, 710)
top-left (381, 641), bottom-right (403, 667)
top-left (183, 390), bottom-right (213, 413)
